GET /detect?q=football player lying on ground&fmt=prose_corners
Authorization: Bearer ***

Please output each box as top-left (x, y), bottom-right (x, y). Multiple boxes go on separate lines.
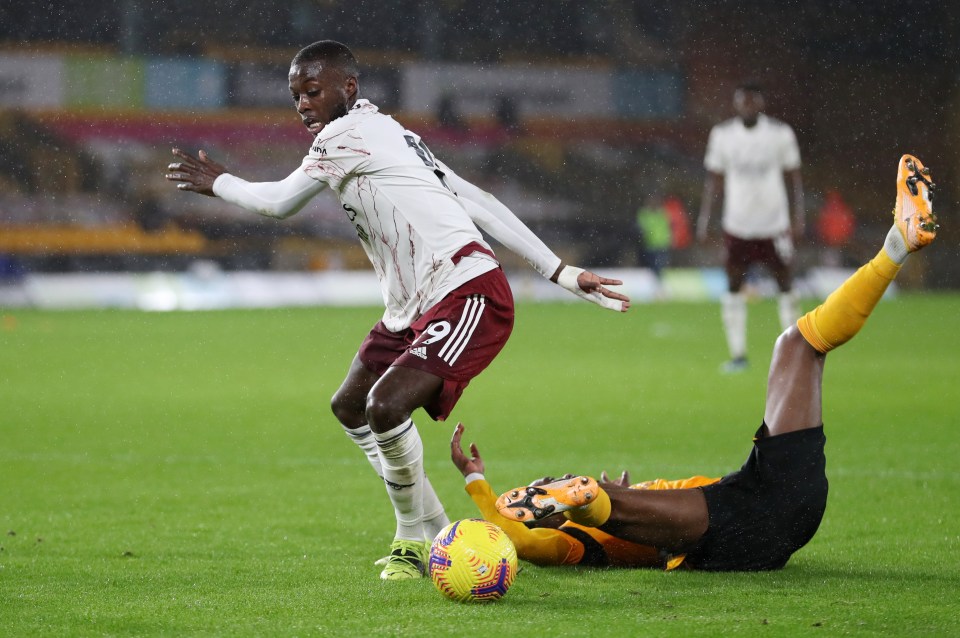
top-left (165, 40), bottom-right (629, 580)
top-left (451, 422), bottom-right (719, 568)
top-left (465, 155), bottom-right (936, 570)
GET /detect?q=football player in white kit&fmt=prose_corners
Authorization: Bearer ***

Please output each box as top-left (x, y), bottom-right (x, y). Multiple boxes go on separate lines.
top-left (697, 83), bottom-right (805, 373)
top-left (165, 40), bottom-right (630, 580)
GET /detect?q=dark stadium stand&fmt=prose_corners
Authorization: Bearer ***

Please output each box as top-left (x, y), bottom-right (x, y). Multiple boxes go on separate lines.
top-left (1, 1), bottom-right (956, 287)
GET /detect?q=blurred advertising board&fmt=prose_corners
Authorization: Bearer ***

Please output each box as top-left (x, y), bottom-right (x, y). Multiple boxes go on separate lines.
top-left (64, 55), bottom-right (145, 109)
top-left (0, 268), bottom-right (858, 311)
top-left (0, 53), bottom-right (228, 111)
top-left (402, 63), bottom-right (612, 118)
top-left (230, 62), bottom-right (290, 107)
top-left (401, 63), bottom-right (683, 120)
top-left (230, 62), bottom-right (400, 110)
top-left (613, 69), bottom-right (684, 118)
top-left (0, 54), bottom-right (65, 108)
top-left (144, 59), bottom-right (227, 110)
top-left (0, 52), bottom-right (679, 118)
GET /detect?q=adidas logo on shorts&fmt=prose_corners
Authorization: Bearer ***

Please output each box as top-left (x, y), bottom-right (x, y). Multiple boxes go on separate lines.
top-left (409, 346), bottom-right (428, 359)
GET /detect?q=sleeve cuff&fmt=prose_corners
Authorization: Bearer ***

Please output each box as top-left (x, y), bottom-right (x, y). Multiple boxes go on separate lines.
top-left (464, 472), bottom-right (485, 485)
top-left (211, 173), bottom-right (233, 197)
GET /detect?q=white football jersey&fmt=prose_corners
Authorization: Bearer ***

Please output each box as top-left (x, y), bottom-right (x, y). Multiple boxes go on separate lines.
top-left (704, 114), bottom-right (801, 239)
top-left (300, 100), bottom-right (498, 331)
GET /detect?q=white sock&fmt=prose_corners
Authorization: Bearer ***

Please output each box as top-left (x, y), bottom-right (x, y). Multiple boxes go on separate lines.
top-left (374, 419), bottom-right (424, 542)
top-left (341, 424), bottom-right (383, 476)
top-left (721, 292), bottom-right (748, 359)
top-left (778, 290), bottom-right (800, 331)
top-left (421, 473), bottom-right (450, 542)
top-left (883, 225), bottom-right (910, 265)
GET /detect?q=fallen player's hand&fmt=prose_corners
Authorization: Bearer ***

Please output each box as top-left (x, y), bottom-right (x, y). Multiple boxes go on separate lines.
top-left (600, 470), bottom-right (631, 487)
top-left (554, 265), bottom-right (630, 312)
top-left (450, 423), bottom-right (484, 477)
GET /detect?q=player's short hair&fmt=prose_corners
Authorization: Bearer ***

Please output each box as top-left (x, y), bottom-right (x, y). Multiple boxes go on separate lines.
top-left (291, 40), bottom-right (359, 78)
top-left (735, 80), bottom-right (763, 95)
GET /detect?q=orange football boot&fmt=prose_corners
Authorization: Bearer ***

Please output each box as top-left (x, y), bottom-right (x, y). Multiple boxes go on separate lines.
top-left (495, 475), bottom-right (599, 522)
top-left (894, 154), bottom-right (938, 251)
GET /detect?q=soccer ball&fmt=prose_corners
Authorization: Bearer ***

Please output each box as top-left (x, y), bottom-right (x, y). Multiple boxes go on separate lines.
top-left (428, 518), bottom-right (518, 603)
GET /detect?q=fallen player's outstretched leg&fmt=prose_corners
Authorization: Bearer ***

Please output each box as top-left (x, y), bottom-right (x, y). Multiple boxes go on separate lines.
top-left (797, 153), bottom-right (937, 354)
top-left (493, 154), bottom-right (941, 571)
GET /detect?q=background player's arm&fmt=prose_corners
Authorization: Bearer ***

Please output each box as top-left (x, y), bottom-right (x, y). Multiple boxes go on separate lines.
top-left (697, 170), bottom-right (723, 242)
top-left (166, 148), bottom-right (327, 219)
top-left (779, 124), bottom-right (805, 238)
top-left (785, 167), bottom-right (805, 237)
top-left (438, 161), bottom-right (629, 312)
top-left (451, 424), bottom-right (583, 566)
top-left (698, 125), bottom-right (726, 242)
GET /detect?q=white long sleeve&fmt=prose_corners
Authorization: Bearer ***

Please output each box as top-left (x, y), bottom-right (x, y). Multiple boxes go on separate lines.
top-left (212, 168), bottom-right (327, 219)
top-left (439, 161), bottom-right (561, 279)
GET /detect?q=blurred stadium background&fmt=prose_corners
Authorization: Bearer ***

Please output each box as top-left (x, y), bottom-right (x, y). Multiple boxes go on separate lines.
top-left (0, 0), bottom-right (957, 309)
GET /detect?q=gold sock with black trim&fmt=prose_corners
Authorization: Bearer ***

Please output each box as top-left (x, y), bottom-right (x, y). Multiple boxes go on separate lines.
top-left (797, 247), bottom-right (901, 353)
top-left (563, 487), bottom-right (611, 528)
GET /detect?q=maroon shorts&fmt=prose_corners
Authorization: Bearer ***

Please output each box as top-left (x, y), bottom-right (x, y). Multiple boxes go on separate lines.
top-left (724, 231), bottom-right (794, 271)
top-left (358, 266), bottom-right (515, 421)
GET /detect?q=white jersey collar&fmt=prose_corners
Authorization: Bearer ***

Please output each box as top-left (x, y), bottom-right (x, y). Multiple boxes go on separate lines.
top-left (351, 99), bottom-right (379, 114)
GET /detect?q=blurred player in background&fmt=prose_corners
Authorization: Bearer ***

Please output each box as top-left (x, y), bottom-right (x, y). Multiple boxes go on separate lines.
top-left (164, 40), bottom-right (630, 581)
top-left (697, 82), bottom-right (805, 373)
top-left (493, 156), bottom-right (936, 571)
top-left (635, 191), bottom-right (673, 282)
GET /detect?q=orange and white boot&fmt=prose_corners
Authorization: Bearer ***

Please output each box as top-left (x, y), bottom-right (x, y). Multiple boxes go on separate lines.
top-left (894, 154), bottom-right (938, 252)
top-left (495, 476), bottom-right (599, 522)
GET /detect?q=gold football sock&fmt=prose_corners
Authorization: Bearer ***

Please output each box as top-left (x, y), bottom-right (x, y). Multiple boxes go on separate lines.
top-left (563, 487), bottom-right (612, 527)
top-left (797, 246), bottom-right (901, 353)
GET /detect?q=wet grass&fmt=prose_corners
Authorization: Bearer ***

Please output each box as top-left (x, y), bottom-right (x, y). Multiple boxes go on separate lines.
top-left (2, 298), bottom-right (958, 636)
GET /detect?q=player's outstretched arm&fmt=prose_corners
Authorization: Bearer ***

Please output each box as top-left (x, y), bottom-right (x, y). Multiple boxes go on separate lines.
top-left (441, 165), bottom-right (559, 277)
top-left (451, 423), bottom-right (582, 565)
top-left (166, 148), bottom-right (326, 219)
top-left (439, 161), bottom-right (629, 312)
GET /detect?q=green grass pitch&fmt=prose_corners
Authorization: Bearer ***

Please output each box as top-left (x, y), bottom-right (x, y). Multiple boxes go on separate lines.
top-left (2, 298), bottom-right (959, 636)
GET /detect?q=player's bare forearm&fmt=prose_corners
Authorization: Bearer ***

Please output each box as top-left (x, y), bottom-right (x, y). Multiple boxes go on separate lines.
top-left (451, 423), bottom-right (484, 476)
top-left (165, 148), bottom-right (228, 197)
